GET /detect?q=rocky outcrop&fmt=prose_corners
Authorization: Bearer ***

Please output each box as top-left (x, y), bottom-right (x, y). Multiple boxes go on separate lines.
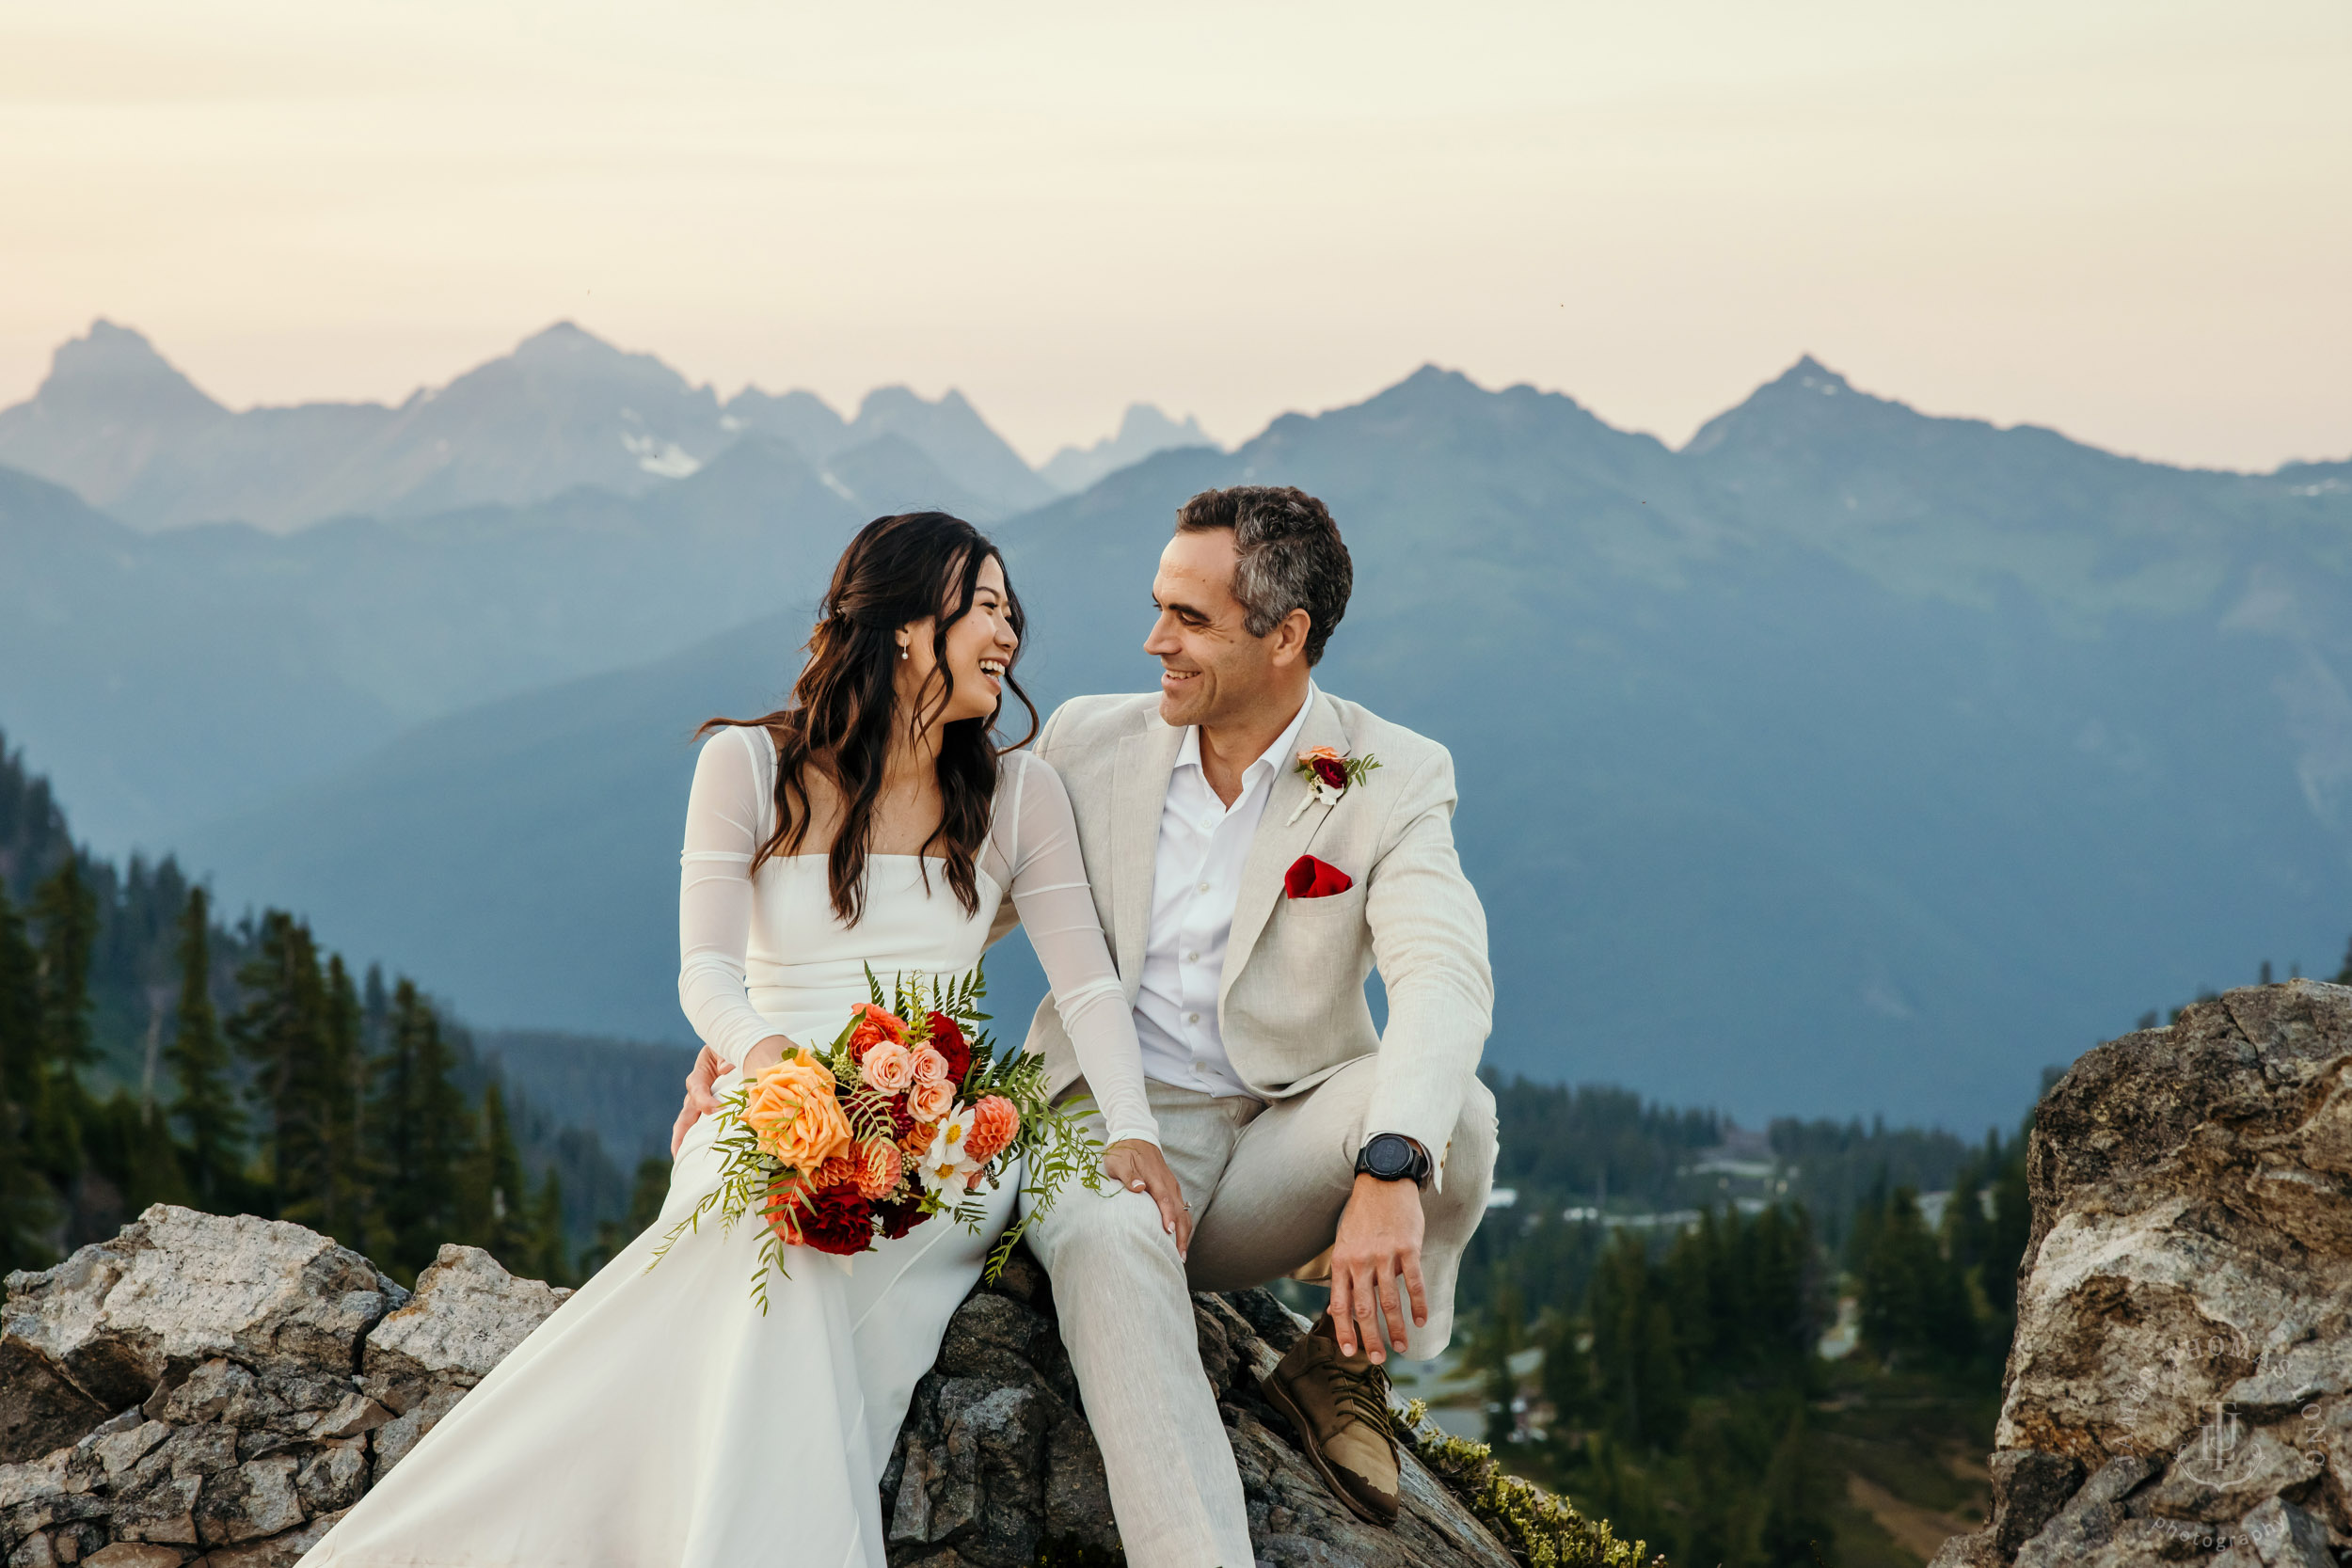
top-left (1931, 979), bottom-right (2352, 1568)
top-left (0, 1212), bottom-right (566, 1567)
top-left (5, 1208), bottom-right (1639, 1567)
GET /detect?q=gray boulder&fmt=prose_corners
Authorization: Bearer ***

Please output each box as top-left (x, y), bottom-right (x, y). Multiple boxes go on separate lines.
top-left (0, 1212), bottom-right (563, 1568)
top-left (1932, 979), bottom-right (2352, 1566)
top-left (3, 1207), bottom-right (1643, 1566)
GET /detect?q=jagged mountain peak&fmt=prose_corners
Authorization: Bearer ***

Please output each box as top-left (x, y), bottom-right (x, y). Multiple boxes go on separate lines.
top-left (38, 319), bottom-right (224, 417)
top-left (1039, 403), bottom-right (1216, 494)
top-left (1774, 354), bottom-right (1852, 395)
top-left (507, 320), bottom-right (644, 368)
top-left (1683, 355), bottom-right (1905, 458)
top-left (855, 384), bottom-right (976, 422)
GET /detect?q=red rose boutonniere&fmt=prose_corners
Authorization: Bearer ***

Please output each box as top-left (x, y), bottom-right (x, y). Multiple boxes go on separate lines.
top-left (1285, 745), bottom-right (1380, 824)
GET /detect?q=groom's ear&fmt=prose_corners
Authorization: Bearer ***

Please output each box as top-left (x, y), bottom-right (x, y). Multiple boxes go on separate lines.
top-left (1265, 606), bottom-right (1313, 668)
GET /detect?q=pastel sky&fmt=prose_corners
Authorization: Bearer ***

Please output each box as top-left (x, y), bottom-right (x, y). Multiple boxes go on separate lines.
top-left (2, 0), bottom-right (2346, 469)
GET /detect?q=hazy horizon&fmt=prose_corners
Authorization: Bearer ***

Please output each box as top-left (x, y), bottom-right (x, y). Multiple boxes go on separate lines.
top-left (3, 1), bottom-right (2347, 471)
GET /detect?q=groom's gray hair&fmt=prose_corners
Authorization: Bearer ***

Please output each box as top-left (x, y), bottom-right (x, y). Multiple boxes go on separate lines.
top-left (1174, 485), bottom-right (1353, 666)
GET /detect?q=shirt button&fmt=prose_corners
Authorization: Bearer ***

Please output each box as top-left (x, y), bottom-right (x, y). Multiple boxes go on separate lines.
top-left (1187, 1013), bottom-right (1200, 1024)
top-left (1185, 951), bottom-right (1199, 963)
top-left (1197, 880), bottom-right (1211, 894)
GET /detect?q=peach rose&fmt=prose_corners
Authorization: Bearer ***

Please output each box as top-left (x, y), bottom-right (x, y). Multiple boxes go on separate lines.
top-left (911, 1045), bottom-right (950, 1085)
top-left (740, 1051), bottom-right (851, 1172)
top-left (963, 1095), bottom-right (1020, 1164)
top-left (909, 1077), bottom-right (956, 1123)
top-left (862, 1040), bottom-right (915, 1093)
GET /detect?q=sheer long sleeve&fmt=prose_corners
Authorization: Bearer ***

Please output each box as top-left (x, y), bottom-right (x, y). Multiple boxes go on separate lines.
top-left (1001, 754), bottom-right (1161, 1148)
top-left (677, 726), bottom-right (784, 1066)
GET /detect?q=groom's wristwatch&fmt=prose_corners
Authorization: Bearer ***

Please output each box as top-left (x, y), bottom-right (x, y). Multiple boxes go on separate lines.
top-left (1355, 1132), bottom-right (1433, 1188)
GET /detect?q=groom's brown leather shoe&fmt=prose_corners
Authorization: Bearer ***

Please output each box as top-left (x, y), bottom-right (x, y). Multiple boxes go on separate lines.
top-left (1263, 1313), bottom-right (1401, 1528)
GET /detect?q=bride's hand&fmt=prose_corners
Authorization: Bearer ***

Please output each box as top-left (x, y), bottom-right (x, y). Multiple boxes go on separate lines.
top-left (1103, 1139), bottom-right (1191, 1259)
top-left (670, 1044), bottom-right (736, 1156)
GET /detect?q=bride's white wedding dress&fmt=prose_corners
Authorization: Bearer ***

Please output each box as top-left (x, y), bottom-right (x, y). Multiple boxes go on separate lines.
top-left (307, 726), bottom-right (1159, 1568)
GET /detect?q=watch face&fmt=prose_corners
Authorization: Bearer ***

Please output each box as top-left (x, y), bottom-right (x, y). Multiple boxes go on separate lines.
top-left (1366, 1134), bottom-right (1410, 1178)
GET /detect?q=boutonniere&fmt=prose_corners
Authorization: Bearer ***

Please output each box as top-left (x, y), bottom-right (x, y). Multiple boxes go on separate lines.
top-left (1285, 745), bottom-right (1380, 825)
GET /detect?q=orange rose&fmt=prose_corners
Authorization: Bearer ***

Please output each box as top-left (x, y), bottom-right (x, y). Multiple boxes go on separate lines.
top-left (739, 1051), bottom-right (851, 1172)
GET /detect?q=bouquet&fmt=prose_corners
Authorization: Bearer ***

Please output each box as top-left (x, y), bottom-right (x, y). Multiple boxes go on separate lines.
top-left (651, 964), bottom-right (1100, 1308)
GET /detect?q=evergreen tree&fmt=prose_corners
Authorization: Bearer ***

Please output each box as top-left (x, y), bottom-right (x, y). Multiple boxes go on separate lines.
top-left (317, 956), bottom-right (366, 1239)
top-left (166, 886), bottom-right (245, 1210)
top-left (530, 1166), bottom-right (569, 1286)
top-left (230, 911), bottom-right (342, 1230)
top-left (0, 883), bottom-right (56, 1270)
top-left (369, 979), bottom-right (474, 1282)
top-left (28, 858), bottom-right (100, 1180)
top-left (1756, 1408), bottom-right (1834, 1567)
top-left (1468, 1284), bottom-right (1527, 1445)
top-left (81, 1085), bottom-right (187, 1218)
top-left (1857, 1186), bottom-right (1974, 1370)
top-left (467, 1078), bottom-right (534, 1271)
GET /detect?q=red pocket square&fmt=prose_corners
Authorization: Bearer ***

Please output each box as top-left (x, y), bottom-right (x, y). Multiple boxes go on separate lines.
top-left (1284, 854), bottom-right (1354, 899)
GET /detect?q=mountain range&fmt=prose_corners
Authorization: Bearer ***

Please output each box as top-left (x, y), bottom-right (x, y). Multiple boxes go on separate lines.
top-left (0, 322), bottom-right (1213, 532)
top-left (4, 326), bottom-right (2347, 1134)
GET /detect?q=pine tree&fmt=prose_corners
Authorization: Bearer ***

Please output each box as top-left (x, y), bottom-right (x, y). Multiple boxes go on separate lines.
top-left (1757, 1408), bottom-right (1835, 1566)
top-left (28, 859), bottom-right (100, 1181)
top-left (467, 1078), bottom-right (534, 1272)
top-left (166, 886), bottom-right (246, 1210)
top-left (0, 883), bottom-right (56, 1270)
top-left (317, 955), bottom-right (366, 1240)
top-left (370, 979), bottom-right (475, 1283)
top-left (230, 911), bottom-right (341, 1228)
top-left (1857, 1186), bottom-right (1974, 1370)
top-left (530, 1167), bottom-right (569, 1286)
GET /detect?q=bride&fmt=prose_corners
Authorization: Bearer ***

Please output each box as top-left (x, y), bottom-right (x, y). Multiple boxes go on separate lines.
top-left (307, 512), bottom-right (1191, 1568)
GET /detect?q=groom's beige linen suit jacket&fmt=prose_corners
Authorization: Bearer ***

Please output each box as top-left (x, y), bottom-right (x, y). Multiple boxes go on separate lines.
top-left (1014, 687), bottom-right (1492, 1175)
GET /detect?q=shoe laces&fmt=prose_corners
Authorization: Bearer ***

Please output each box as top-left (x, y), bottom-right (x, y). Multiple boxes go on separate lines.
top-left (1327, 1356), bottom-right (1394, 1433)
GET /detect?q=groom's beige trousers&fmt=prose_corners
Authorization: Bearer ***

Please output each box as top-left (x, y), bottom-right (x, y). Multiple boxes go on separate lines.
top-left (1022, 1060), bottom-right (1497, 1568)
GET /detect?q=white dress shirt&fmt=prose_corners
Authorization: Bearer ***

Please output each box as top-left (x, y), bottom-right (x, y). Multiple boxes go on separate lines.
top-left (1133, 686), bottom-right (1317, 1099)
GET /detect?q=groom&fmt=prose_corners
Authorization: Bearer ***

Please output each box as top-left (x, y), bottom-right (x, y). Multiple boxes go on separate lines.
top-left (1021, 485), bottom-right (1495, 1568)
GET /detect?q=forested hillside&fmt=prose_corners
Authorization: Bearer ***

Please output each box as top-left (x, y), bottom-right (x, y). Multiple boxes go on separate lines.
top-left (0, 730), bottom-right (657, 1283)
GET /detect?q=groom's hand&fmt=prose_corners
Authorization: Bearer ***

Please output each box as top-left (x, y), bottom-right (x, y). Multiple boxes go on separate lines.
top-left (1103, 1139), bottom-right (1192, 1259)
top-left (669, 1044), bottom-right (735, 1157)
top-left (1329, 1174), bottom-right (1428, 1363)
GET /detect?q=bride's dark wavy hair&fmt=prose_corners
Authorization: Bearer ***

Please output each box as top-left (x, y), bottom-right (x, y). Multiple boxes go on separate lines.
top-left (701, 512), bottom-right (1037, 927)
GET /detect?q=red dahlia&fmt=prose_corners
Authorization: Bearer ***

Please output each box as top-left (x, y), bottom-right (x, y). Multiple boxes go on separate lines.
top-left (925, 1011), bottom-right (973, 1084)
top-left (874, 1196), bottom-right (927, 1241)
top-left (795, 1184), bottom-right (875, 1257)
